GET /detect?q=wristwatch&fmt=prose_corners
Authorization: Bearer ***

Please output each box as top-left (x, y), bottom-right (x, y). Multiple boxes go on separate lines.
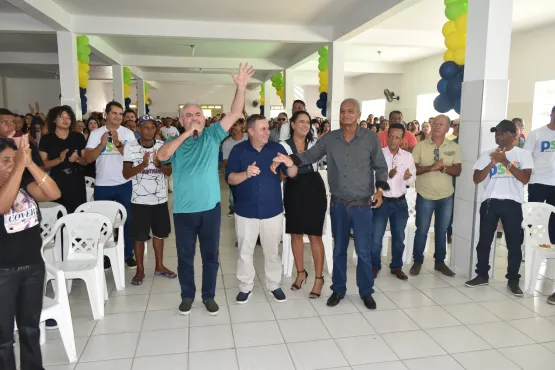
top-left (441, 166), bottom-right (447, 173)
top-left (506, 162), bottom-right (513, 170)
top-left (115, 142), bottom-right (122, 149)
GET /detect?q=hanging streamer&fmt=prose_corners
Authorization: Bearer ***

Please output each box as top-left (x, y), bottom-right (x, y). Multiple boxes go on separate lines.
top-left (316, 47), bottom-right (328, 117)
top-left (77, 35), bottom-right (91, 115)
top-left (434, 0), bottom-right (467, 114)
top-left (123, 67), bottom-right (132, 109)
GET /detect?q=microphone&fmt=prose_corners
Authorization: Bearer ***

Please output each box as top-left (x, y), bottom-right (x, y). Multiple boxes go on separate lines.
top-left (193, 130), bottom-right (198, 140)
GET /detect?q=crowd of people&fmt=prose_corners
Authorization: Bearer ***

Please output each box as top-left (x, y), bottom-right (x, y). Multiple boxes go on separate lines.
top-left (1, 61), bottom-right (555, 368)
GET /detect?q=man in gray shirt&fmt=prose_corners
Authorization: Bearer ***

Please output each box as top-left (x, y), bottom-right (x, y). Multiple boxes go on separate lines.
top-left (273, 98), bottom-right (389, 310)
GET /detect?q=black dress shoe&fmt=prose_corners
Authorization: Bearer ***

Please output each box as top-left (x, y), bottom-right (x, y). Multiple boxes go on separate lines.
top-left (326, 292), bottom-right (344, 307)
top-left (362, 295), bottom-right (377, 310)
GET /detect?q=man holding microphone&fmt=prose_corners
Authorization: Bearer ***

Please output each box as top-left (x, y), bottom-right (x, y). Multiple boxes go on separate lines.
top-left (157, 63), bottom-right (255, 316)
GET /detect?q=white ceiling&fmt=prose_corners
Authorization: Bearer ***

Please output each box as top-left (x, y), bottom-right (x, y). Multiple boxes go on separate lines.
top-left (0, 32), bottom-right (57, 53)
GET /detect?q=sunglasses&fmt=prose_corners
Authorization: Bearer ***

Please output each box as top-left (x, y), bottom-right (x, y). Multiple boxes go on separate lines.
top-left (434, 148), bottom-right (440, 161)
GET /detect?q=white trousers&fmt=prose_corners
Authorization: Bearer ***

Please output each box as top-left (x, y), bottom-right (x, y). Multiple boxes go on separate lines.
top-left (235, 213), bottom-right (284, 293)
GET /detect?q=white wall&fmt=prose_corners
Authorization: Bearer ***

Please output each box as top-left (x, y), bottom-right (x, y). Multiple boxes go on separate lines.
top-left (3, 78), bottom-right (61, 115)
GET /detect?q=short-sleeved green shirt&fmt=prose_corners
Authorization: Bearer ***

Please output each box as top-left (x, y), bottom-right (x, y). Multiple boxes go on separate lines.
top-left (168, 122), bottom-right (228, 213)
top-left (412, 138), bottom-right (461, 200)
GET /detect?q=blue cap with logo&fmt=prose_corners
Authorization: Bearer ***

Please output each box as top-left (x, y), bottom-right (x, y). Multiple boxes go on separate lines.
top-left (138, 115), bottom-right (156, 125)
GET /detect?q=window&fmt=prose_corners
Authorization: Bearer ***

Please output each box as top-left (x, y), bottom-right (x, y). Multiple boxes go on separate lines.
top-left (416, 94), bottom-right (459, 123)
top-left (270, 105), bottom-right (285, 119)
top-left (532, 80), bottom-right (555, 130)
top-left (361, 99), bottom-right (386, 120)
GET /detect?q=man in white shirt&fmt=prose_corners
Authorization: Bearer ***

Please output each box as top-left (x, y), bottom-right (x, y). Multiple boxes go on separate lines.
top-left (160, 118), bottom-right (180, 141)
top-left (222, 121), bottom-right (247, 216)
top-left (370, 123), bottom-right (416, 280)
top-left (85, 101), bottom-right (138, 268)
top-left (466, 120), bottom-right (534, 297)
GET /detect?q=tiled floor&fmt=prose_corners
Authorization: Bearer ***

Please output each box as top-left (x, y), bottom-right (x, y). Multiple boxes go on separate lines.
top-left (24, 180), bottom-right (555, 369)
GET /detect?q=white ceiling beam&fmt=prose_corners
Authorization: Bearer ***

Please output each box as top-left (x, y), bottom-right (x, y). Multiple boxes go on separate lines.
top-left (333, 0), bottom-right (424, 41)
top-left (122, 56), bottom-right (287, 70)
top-left (297, 61), bottom-right (404, 74)
top-left (348, 29), bottom-right (444, 48)
top-left (0, 13), bottom-right (53, 33)
top-left (286, 45), bottom-right (322, 70)
top-left (0, 52), bottom-right (58, 65)
top-left (72, 16), bottom-right (333, 43)
top-left (6, 0), bottom-right (71, 31)
top-left (127, 67), bottom-right (160, 90)
top-left (88, 36), bottom-right (123, 65)
top-left (141, 72), bottom-right (263, 84)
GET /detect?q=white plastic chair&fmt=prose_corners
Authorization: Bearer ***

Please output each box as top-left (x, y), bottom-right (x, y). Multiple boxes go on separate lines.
top-left (86, 187), bottom-right (94, 202)
top-left (39, 202), bottom-right (68, 260)
top-left (75, 201), bottom-right (127, 291)
top-left (84, 176), bottom-right (95, 188)
top-left (41, 213), bottom-right (112, 320)
top-left (39, 260), bottom-right (77, 363)
top-left (522, 202), bottom-right (555, 294)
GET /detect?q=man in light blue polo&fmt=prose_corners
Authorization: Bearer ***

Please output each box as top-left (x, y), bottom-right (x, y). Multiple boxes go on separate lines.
top-left (157, 63), bottom-right (254, 316)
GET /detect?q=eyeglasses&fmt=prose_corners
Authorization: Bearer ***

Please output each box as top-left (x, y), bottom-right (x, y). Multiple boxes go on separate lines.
top-left (434, 148), bottom-right (440, 161)
top-left (278, 118), bottom-right (287, 121)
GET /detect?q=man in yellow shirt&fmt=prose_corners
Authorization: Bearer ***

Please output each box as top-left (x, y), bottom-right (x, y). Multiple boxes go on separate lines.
top-left (410, 115), bottom-right (462, 277)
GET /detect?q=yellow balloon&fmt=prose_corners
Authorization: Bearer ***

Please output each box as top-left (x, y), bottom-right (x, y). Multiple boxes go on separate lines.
top-left (124, 85), bottom-right (131, 98)
top-left (455, 13), bottom-right (468, 34)
top-left (320, 75), bottom-right (328, 86)
top-left (454, 47), bottom-right (466, 65)
top-left (78, 62), bottom-right (90, 73)
top-left (318, 84), bottom-right (328, 93)
top-left (318, 71), bottom-right (327, 80)
top-left (444, 49), bottom-right (456, 62)
top-left (445, 32), bottom-right (466, 50)
top-left (442, 21), bottom-right (457, 38)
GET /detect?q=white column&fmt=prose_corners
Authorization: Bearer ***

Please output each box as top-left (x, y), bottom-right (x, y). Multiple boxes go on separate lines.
top-left (283, 68), bottom-right (295, 113)
top-left (137, 79), bottom-right (146, 116)
top-left (112, 65), bottom-right (124, 104)
top-left (328, 41), bottom-right (345, 130)
top-left (56, 31), bottom-right (81, 118)
top-left (451, 0), bottom-right (513, 278)
top-left (263, 79), bottom-right (273, 117)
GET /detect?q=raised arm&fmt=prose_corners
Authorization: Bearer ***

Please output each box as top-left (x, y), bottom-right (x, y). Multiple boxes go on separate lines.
top-left (220, 63), bottom-right (255, 132)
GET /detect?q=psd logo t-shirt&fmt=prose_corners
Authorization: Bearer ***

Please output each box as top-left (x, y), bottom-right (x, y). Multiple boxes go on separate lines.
top-left (4, 189), bottom-right (39, 233)
top-left (473, 147), bottom-right (534, 203)
top-left (523, 125), bottom-right (555, 186)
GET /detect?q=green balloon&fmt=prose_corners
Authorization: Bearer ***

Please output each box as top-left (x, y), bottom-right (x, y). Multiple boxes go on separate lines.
top-left (318, 64), bottom-right (326, 72)
top-left (78, 54), bottom-right (89, 64)
top-left (445, 2), bottom-right (467, 21)
top-left (318, 47), bottom-right (328, 57)
top-left (77, 35), bottom-right (89, 47)
top-left (444, 0), bottom-right (458, 5)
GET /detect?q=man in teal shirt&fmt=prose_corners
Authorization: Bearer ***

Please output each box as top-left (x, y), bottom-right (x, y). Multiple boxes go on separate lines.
top-left (158, 63), bottom-right (255, 316)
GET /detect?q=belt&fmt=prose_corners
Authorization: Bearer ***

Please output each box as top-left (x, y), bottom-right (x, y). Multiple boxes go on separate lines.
top-left (330, 196), bottom-right (372, 207)
top-left (384, 194), bottom-right (405, 202)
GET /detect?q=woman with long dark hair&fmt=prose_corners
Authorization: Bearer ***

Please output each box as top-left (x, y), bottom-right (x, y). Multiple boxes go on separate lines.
top-left (0, 135), bottom-right (60, 370)
top-left (281, 111), bottom-right (327, 298)
top-left (39, 106), bottom-right (87, 212)
top-left (83, 117), bottom-right (100, 178)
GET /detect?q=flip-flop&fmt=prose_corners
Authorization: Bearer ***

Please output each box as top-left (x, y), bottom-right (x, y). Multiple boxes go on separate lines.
top-left (131, 275), bottom-right (145, 286)
top-left (154, 271), bottom-right (177, 279)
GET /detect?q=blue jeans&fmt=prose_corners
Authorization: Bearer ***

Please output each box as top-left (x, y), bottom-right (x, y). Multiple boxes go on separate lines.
top-left (330, 202), bottom-right (374, 297)
top-left (174, 203), bottom-right (221, 301)
top-left (413, 194), bottom-right (453, 264)
top-left (94, 182), bottom-right (134, 259)
top-left (371, 198), bottom-right (409, 271)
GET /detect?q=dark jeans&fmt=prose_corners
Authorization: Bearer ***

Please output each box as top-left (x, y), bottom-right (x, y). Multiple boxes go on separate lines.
top-left (371, 198), bottom-right (409, 271)
top-left (475, 199), bottom-right (523, 282)
top-left (413, 194), bottom-right (452, 265)
top-left (174, 203), bottom-right (221, 301)
top-left (330, 202), bottom-right (374, 297)
top-left (528, 183), bottom-right (555, 243)
top-left (0, 264), bottom-right (45, 370)
top-left (94, 182), bottom-right (134, 259)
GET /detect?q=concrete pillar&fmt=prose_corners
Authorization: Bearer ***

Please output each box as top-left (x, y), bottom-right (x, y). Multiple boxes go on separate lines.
top-left (284, 68), bottom-right (295, 113)
top-left (451, 0), bottom-right (513, 278)
top-left (0, 77), bottom-right (6, 108)
top-left (112, 64), bottom-right (124, 104)
top-left (328, 41), bottom-right (345, 130)
top-left (263, 79), bottom-right (273, 117)
top-left (56, 31), bottom-right (81, 118)
top-left (137, 79), bottom-right (146, 116)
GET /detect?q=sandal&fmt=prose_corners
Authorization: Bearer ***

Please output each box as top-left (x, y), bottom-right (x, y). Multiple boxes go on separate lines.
top-left (154, 271), bottom-right (177, 279)
top-left (309, 276), bottom-right (325, 299)
top-left (291, 270), bottom-right (308, 291)
top-left (131, 275), bottom-right (145, 286)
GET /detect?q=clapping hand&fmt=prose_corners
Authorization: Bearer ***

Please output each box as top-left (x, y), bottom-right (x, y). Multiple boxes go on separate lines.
top-left (15, 134), bottom-right (32, 169)
top-left (403, 168), bottom-right (412, 180)
top-left (270, 153), bottom-right (293, 174)
top-left (431, 159), bottom-right (444, 171)
top-left (232, 63), bottom-right (255, 88)
top-left (59, 149), bottom-right (69, 163)
top-left (153, 149), bottom-right (161, 167)
top-left (142, 151), bottom-right (151, 167)
top-left (490, 148), bottom-right (506, 165)
top-left (68, 150), bottom-right (79, 163)
top-left (246, 161), bottom-right (260, 178)
top-left (388, 166), bottom-right (397, 179)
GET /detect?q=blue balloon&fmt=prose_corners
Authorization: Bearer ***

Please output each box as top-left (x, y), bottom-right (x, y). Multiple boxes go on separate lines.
top-left (437, 79), bottom-right (448, 95)
top-left (81, 95), bottom-right (87, 103)
top-left (79, 88), bottom-right (87, 96)
top-left (145, 105), bottom-right (150, 114)
top-left (321, 107), bottom-right (327, 117)
top-left (458, 66), bottom-right (465, 80)
top-left (433, 94), bottom-right (453, 113)
top-left (319, 92), bottom-right (328, 101)
top-left (316, 99), bottom-right (325, 109)
top-left (446, 75), bottom-right (463, 100)
top-left (454, 98), bottom-right (461, 114)
top-left (439, 61), bottom-right (460, 79)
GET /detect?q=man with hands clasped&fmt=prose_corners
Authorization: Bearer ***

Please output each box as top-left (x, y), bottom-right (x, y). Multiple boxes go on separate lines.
top-left (465, 120), bottom-right (533, 296)
top-left (226, 114), bottom-right (298, 304)
top-left (410, 115), bottom-right (461, 277)
top-left (157, 63), bottom-right (255, 316)
top-left (371, 123), bottom-right (416, 281)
